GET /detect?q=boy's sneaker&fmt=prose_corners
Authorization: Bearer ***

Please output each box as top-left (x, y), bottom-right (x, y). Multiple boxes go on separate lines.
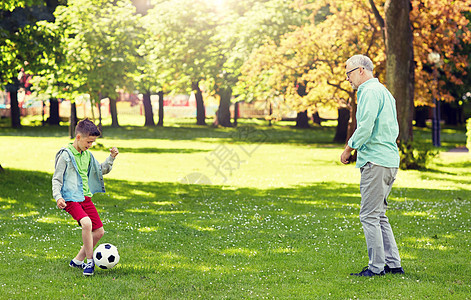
top-left (350, 266), bottom-right (385, 277)
top-left (69, 260), bottom-right (85, 269)
top-left (384, 265), bottom-right (405, 274)
top-left (83, 262), bottom-right (95, 276)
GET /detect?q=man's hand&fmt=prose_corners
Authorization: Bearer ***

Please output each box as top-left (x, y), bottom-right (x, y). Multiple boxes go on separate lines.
top-left (110, 147), bottom-right (119, 158)
top-left (340, 145), bottom-right (354, 165)
top-left (57, 198), bottom-right (66, 209)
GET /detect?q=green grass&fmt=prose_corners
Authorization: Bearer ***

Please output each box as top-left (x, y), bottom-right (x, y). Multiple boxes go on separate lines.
top-left (0, 117), bottom-right (470, 299)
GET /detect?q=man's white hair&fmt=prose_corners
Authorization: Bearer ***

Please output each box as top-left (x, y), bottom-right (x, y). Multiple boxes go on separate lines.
top-left (346, 55), bottom-right (374, 72)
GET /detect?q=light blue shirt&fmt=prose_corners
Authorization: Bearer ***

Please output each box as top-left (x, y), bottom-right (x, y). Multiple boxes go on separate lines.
top-left (348, 78), bottom-right (400, 168)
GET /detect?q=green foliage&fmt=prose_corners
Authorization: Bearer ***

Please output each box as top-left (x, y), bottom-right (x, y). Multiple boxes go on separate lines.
top-left (398, 141), bottom-right (439, 170)
top-left (237, 0), bottom-right (379, 113)
top-left (140, 0), bottom-right (308, 96)
top-left (231, 0), bottom-right (311, 100)
top-left (0, 1), bottom-right (60, 86)
top-left (53, 0), bottom-right (141, 102)
top-left (0, 0), bottom-right (44, 11)
top-left (143, 0), bottom-right (218, 94)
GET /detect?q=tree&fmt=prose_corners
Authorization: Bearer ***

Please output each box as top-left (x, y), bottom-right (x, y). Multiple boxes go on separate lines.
top-left (369, 0), bottom-right (470, 142)
top-left (368, 0), bottom-right (414, 142)
top-left (29, 19), bottom-right (87, 136)
top-left (131, 1), bottom-right (156, 127)
top-left (144, 0), bottom-right (308, 127)
top-left (411, 1), bottom-right (470, 103)
top-left (0, 0), bottom-right (62, 128)
top-left (27, 16), bottom-right (73, 127)
top-left (410, 1), bottom-right (471, 127)
top-left (212, 0), bottom-right (309, 127)
top-left (244, 0), bottom-right (469, 143)
top-left (442, 11), bottom-right (471, 125)
top-left (54, 0), bottom-right (141, 130)
top-left (145, 0), bottom-right (218, 126)
top-left (240, 0), bottom-right (383, 136)
top-left (134, 4), bottom-right (176, 127)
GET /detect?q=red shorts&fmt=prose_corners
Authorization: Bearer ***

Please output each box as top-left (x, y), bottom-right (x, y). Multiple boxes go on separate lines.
top-left (64, 196), bottom-right (103, 231)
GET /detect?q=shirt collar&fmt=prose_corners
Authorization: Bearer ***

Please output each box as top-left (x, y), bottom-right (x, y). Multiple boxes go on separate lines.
top-left (67, 143), bottom-right (81, 155)
top-left (358, 78), bottom-right (379, 92)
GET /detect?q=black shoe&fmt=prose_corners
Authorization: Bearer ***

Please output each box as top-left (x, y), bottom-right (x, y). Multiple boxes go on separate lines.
top-left (350, 266), bottom-right (385, 277)
top-left (384, 265), bottom-right (405, 274)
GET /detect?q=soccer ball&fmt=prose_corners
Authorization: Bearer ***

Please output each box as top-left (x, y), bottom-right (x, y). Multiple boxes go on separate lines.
top-left (93, 243), bottom-right (120, 269)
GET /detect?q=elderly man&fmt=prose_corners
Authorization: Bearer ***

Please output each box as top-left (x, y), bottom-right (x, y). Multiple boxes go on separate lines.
top-left (341, 54), bottom-right (405, 277)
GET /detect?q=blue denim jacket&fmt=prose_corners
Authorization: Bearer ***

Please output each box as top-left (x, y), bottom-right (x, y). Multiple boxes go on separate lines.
top-left (52, 148), bottom-right (114, 202)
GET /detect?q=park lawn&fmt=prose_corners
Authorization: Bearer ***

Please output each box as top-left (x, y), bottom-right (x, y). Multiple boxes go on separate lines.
top-left (0, 118), bottom-right (470, 299)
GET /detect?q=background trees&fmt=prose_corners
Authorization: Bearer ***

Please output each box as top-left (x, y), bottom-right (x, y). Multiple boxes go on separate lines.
top-left (144, 0), bottom-right (218, 126)
top-left (215, 0), bottom-right (309, 127)
top-left (368, 0), bottom-right (471, 143)
top-left (240, 0), bottom-right (470, 144)
top-left (410, 0), bottom-right (471, 128)
top-left (240, 0), bottom-right (383, 137)
top-left (0, 0), bottom-right (62, 128)
top-left (1, 0), bottom-right (469, 150)
top-left (54, 0), bottom-right (141, 130)
top-left (369, 0), bottom-right (415, 143)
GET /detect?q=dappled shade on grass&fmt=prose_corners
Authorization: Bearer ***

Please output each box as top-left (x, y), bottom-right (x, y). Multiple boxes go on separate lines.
top-left (1, 168), bottom-right (470, 298)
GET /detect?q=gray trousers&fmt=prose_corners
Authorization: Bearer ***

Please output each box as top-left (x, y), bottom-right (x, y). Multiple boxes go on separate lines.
top-left (359, 162), bottom-right (401, 273)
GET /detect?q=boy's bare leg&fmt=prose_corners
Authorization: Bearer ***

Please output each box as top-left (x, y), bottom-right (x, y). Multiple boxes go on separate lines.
top-left (74, 217), bottom-right (105, 261)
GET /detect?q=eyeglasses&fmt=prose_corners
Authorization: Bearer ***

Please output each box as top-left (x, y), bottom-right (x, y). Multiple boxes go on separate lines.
top-left (346, 67), bottom-right (360, 79)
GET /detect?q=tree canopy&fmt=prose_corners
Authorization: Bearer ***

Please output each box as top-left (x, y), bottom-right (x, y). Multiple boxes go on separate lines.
top-left (239, 0), bottom-right (470, 141)
top-left (1, 0), bottom-right (470, 134)
top-left (0, 0), bottom-right (63, 127)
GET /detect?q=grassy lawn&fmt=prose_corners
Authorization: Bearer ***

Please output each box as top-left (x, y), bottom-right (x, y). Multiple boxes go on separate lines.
top-left (0, 117), bottom-right (470, 299)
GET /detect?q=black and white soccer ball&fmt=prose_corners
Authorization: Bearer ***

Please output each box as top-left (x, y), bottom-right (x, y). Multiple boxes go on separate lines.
top-left (93, 243), bottom-right (120, 269)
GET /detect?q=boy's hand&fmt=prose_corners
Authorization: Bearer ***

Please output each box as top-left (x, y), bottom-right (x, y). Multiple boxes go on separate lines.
top-left (110, 147), bottom-right (119, 158)
top-left (57, 198), bottom-right (66, 209)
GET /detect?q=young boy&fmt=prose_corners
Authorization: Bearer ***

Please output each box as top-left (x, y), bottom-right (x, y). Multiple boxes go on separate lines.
top-left (52, 119), bottom-right (119, 276)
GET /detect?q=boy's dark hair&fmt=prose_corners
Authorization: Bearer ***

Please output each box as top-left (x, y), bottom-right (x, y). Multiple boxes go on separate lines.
top-left (75, 118), bottom-right (101, 137)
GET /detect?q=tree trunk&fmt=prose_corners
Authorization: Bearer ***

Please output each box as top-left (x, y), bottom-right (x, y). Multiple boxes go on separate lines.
top-left (312, 111), bottom-right (321, 125)
top-left (233, 101), bottom-right (239, 127)
top-left (192, 81), bottom-right (206, 125)
top-left (7, 82), bottom-right (21, 128)
top-left (295, 110), bottom-right (310, 128)
top-left (42, 101), bottom-right (45, 125)
top-left (442, 102), bottom-right (458, 125)
top-left (143, 91), bottom-right (155, 126)
top-left (347, 92), bottom-right (358, 142)
top-left (69, 102), bottom-right (78, 138)
top-left (110, 97), bottom-right (119, 128)
top-left (97, 101), bottom-right (103, 136)
top-left (414, 105), bottom-right (428, 128)
top-left (457, 103), bottom-right (464, 124)
top-left (48, 98), bottom-right (60, 125)
top-left (157, 90), bottom-right (164, 127)
top-left (334, 107), bottom-right (350, 143)
top-left (384, 0), bottom-right (414, 142)
top-left (217, 87), bottom-right (232, 127)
